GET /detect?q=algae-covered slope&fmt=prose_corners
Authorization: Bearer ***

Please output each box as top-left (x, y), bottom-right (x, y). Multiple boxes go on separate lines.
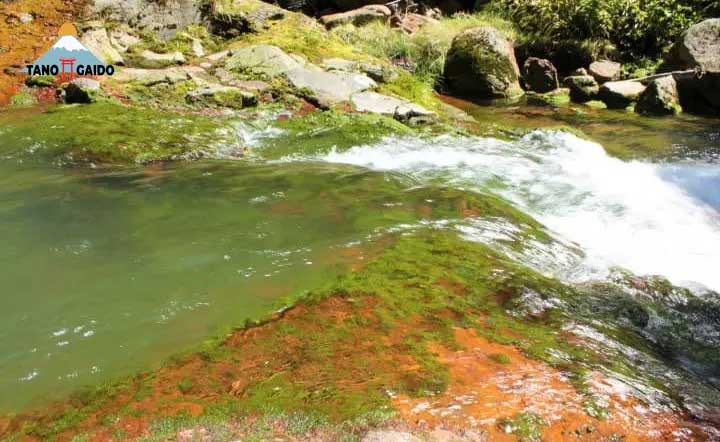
top-left (0, 103), bottom-right (240, 164)
top-left (2, 225), bottom-right (719, 441)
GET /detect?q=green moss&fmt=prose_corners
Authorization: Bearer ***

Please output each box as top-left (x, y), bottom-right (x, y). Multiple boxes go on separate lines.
top-left (234, 14), bottom-right (367, 63)
top-left (498, 412), bottom-right (547, 442)
top-left (0, 102), bottom-right (236, 164)
top-left (256, 109), bottom-right (412, 159)
top-left (25, 75), bottom-right (55, 88)
top-left (489, 353), bottom-right (512, 364)
top-left (9, 89), bottom-right (36, 106)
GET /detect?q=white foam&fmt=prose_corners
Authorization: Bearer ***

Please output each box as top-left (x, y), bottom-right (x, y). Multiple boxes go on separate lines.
top-left (295, 131), bottom-right (720, 291)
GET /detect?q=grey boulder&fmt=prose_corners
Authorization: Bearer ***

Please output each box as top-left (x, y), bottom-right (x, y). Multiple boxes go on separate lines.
top-left (598, 80), bottom-right (646, 109)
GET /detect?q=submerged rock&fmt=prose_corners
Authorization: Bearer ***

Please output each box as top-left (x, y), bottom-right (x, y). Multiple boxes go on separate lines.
top-left (351, 91), bottom-right (435, 123)
top-left (564, 75), bottom-right (599, 103)
top-left (598, 80), bottom-right (646, 109)
top-left (636, 76), bottom-right (681, 116)
top-left (444, 27), bottom-right (523, 100)
top-left (320, 4), bottom-right (391, 29)
top-left (589, 60), bottom-right (621, 84)
top-left (523, 57), bottom-right (559, 93)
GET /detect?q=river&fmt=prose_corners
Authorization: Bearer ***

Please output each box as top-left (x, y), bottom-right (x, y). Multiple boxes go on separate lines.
top-left (0, 99), bottom-right (718, 415)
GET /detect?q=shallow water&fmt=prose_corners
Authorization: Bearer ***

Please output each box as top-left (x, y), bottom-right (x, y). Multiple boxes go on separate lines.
top-left (0, 155), bottom-right (467, 411)
top-left (1, 101), bottom-right (719, 414)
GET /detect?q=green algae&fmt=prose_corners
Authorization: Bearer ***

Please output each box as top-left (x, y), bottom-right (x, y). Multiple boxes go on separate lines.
top-left (498, 412), bottom-right (547, 442)
top-left (0, 102), bottom-right (236, 164)
top-left (254, 109), bottom-right (412, 159)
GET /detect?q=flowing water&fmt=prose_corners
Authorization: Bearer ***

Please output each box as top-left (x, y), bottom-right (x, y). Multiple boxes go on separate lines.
top-left (1, 101), bottom-right (719, 415)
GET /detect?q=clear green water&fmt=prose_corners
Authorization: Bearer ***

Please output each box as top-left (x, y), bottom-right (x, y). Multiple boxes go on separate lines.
top-left (0, 148), bottom-right (453, 411)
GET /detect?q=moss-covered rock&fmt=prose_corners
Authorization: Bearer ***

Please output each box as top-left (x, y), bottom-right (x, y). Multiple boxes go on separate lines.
top-left (444, 26), bottom-right (523, 100)
top-left (636, 76), bottom-right (682, 116)
top-left (25, 75), bottom-right (55, 88)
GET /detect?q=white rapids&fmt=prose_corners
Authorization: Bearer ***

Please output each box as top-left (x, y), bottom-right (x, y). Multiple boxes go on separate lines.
top-left (286, 130), bottom-right (720, 291)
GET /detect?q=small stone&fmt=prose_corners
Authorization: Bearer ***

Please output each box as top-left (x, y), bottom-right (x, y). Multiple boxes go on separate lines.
top-left (361, 430), bottom-right (421, 442)
top-left (207, 50), bottom-right (230, 62)
top-left (18, 13), bottom-right (33, 24)
top-left (191, 39), bottom-right (205, 57)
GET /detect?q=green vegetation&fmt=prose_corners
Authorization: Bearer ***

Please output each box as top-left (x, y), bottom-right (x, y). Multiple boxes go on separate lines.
top-left (0, 102), bottom-right (236, 164)
top-left (482, 0), bottom-right (720, 58)
top-left (332, 13), bottom-right (515, 85)
top-left (498, 412), bottom-right (548, 442)
top-left (488, 353), bottom-right (512, 364)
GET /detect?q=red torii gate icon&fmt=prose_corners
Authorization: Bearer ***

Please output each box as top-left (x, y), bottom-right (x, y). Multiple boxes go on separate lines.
top-left (59, 57), bottom-right (76, 82)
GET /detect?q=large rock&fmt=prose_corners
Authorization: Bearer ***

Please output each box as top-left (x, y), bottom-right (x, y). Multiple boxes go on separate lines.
top-left (63, 78), bottom-right (101, 104)
top-left (88, 0), bottom-right (201, 40)
top-left (186, 85), bottom-right (256, 109)
top-left (80, 26), bottom-right (125, 66)
top-left (392, 12), bottom-right (439, 34)
top-left (322, 58), bottom-right (397, 83)
top-left (636, 75), bottom-right (681, 116)
top-left (523, 57), bottom-right (558, 93)
top-left (320, 5), bottom-right (390, 29)
top-left (206, 0), bottom-right (286, 37)
top-left (129, 50), bottom-right (186, 69)
top-left (444, 27), bottom-right (523, 100)
top-left (226, 45), bottom-right (302, 78)
top-left (112, 67), bottom-right (193, 86)
top-left (564, 75), bottom-right (599, 103)
top-left (665, 19), bottom-right (720, 114)
top-left (598, 80), bottom-right (646, 109)
top-left (285, 67), bottom-right (376, 106)
top-left (109, 28), bottom-right (141, 53)
top-left (666, 18), bottom-right (720, 72)
top-left (589, 60), bottom-right (621, 83)
top-left (351, 91), bottom-right (435, 123)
